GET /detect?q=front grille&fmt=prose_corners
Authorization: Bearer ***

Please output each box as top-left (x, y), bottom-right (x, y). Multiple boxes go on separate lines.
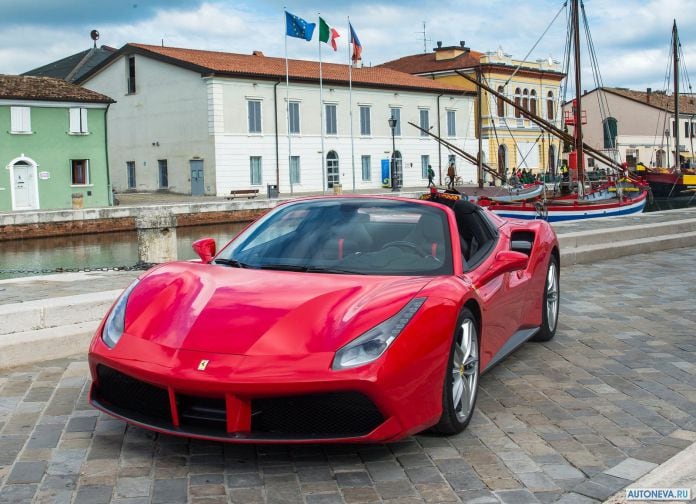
top-left (251, 392), bottom-right (384, 438)
top-left (94, 365), bottom-right (171, 423)
top-left (177, 394), bottom-right (226, 433)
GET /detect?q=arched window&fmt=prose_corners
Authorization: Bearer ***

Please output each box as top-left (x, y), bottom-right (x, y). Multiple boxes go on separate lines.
top-left (530, 90), bottom-right (537, 115)
top-left (548, 144), bottom-right (557, 176)
top-left (547, 91), bottom-right (554, 120)
top-left (522, 89), bottom-right (529, 112)
top-left (326, 150), bottom-right (339, 188)
top-left (496, 86), bottom-right (505, 117)
top-left (603, 117), bottom-right (618, 149)
top-left (514, 88), bottom-right (522, 118)
top-left (497, 145), bottom-right (507, 179)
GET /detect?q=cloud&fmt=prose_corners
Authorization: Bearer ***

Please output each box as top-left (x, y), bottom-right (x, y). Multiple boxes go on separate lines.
top-left (1, 0), bottom-right (695, 94)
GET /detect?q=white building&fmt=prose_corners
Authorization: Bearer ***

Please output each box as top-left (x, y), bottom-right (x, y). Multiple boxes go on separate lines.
top-left (77, 44), bottom-right (479, 196)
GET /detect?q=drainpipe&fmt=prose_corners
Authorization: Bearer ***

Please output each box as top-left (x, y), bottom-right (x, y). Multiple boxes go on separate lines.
top-left (274, 81), bottom-right (281, 188)
top-left (105, 102), bottom-right (113, 206)
top-left (437, 93), bottom-right (444, 185)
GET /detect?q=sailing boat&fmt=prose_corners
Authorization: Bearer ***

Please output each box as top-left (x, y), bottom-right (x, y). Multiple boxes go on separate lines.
top-left (418, 0), bottom-right (649, 222)
top-left (644, 21), bottom-right (696, 197)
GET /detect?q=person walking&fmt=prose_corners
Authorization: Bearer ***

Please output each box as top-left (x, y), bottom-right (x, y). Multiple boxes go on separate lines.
top-left (427, 164), bottom-right (435, 187)
top-left (446, 163), bottom-right (456, 189)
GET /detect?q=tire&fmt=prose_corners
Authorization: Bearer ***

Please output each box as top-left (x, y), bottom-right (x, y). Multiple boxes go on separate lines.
top-left (431, 308), bottom-right (480, 435)
top-left (531, 255), bottom-right (560, 342)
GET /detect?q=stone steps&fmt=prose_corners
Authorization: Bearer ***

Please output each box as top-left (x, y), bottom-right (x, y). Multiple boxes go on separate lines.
top-left (557, 217), bottom-right (696, 266)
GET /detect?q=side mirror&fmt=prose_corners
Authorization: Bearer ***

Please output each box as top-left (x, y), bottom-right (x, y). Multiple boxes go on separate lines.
top-left (475, 250), bottom-right (528, 288)
top-left (192, 238), bottom-right (216, 263)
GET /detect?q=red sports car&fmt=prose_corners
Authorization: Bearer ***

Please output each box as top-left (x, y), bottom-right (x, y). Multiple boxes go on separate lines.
top-left (88, 193), bottom-right (559, 443)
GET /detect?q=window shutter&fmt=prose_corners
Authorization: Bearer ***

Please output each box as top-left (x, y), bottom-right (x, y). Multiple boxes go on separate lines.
top-left (81, 108), bottom-right (88, 133)
top-left (11, 107), bottom-right (31, 132)
top-left (69, 108), bottom-right (81, 133)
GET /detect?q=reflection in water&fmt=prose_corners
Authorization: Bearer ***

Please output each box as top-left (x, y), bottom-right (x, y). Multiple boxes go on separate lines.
top-left (0, 222), bottom-right (247, 280)
top-left (646, 194), bottom-right (696, 212)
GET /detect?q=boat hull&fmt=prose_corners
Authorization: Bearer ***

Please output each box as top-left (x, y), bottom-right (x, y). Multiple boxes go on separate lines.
top-left (645, 172), bottom-right (687, 197)
top-left (488, 191), bottom-right (648, 222)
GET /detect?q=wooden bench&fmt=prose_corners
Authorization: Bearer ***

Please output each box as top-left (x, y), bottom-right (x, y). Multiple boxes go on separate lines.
top-left (226, 189), bottom-right (259, 200)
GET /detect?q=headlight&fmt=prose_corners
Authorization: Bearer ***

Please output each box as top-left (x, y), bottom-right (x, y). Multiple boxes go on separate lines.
top-left (101, 279), bottom-right (140, 348)
top-left (332, 297), bottom-right (426, 370)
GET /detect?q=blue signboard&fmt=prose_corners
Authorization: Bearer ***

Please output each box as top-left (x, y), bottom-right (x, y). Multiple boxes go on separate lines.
top-left (381, 159), bottom-right (390, 188)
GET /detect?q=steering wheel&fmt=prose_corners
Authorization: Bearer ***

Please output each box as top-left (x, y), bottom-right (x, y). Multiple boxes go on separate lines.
top-left (381, 240), bottom-right (428, 256)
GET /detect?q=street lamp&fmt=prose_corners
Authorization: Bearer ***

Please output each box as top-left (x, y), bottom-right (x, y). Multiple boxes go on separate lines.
top-left (388, 116), bottom-right (397, 191)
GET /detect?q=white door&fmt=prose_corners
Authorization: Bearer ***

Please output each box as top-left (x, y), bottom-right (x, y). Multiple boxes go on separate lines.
top-left (12, 163), bottom-right (37, 210)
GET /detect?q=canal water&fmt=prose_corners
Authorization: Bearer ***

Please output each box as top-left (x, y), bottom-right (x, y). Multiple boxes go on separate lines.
top-left (1, 195), bottom-right (695, 280)
top-left (0, 222), bottom-right (247, 280)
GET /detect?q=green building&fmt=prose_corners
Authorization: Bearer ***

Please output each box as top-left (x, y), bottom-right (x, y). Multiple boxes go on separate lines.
top-left (0, 75), bottom-right (114, 211)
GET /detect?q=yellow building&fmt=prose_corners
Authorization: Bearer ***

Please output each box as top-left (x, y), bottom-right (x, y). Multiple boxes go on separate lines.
top-left (381, 42), bottom-right (565, 184)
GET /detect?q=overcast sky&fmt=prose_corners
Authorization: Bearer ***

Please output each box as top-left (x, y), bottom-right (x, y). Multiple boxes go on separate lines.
top-left (1, 0), bottom-right (695, 96)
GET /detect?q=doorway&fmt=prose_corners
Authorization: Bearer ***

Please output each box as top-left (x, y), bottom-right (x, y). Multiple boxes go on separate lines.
top-left (327, 151), bottom-right (339, 189)
top-left (10, 157), bottom-right (39, 210)
top-left (190, 160), bottom-right (204, 195)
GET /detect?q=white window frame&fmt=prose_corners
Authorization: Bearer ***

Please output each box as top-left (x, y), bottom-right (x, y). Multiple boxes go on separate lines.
top-left (421, 155), bottom-right (430, 179)
top-left (390, 107), bottom-right (401, 136)
top-left (69, 107), bottom-right (89, 134)
top-left (361, 155), bottom-right (371, 181)
top-left (288, 101), bottom-right (300, 134)
top-left (360, 105), bottom-right (371, 136)
top-left (250, 156), bottom-right (262, 185)
top-left (10, 106), bottom-right (31, 134)
top-left (325, 104), bottom-right (338, 135)
top-left (290, 155), bottom-right (301, 184)
top-left (447, 110), bottom-right (456, 137)
top-left (248, 100), bottom-right (262, 134)
top-left (419, 109), bottom-right (430, 137)
top-left (70, 159), bottom-right (91, 186)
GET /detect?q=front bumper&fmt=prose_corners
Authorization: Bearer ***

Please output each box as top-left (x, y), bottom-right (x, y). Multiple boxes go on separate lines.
top-left (88, 337), bottom-right (445, 443)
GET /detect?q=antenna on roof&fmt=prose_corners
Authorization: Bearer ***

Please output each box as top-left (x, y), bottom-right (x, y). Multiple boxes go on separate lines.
top-left (90, 29), bottom-right (99, 49)
top-left (417, 21), bottom-right (432, 53)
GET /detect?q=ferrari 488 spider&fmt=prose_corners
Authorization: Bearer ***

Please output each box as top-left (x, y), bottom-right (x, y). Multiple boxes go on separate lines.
top-left (89, 193), bottom-right (559, 443)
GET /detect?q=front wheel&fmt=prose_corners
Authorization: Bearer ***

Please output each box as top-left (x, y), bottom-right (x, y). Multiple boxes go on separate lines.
top-left (431, 308), bottom-right (480, 435)
top-left (531, 255), bottom-right (559, 342)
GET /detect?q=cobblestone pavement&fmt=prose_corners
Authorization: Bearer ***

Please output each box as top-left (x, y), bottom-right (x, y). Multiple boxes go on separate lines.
top-left (2, 248), bottom-right (696, 504)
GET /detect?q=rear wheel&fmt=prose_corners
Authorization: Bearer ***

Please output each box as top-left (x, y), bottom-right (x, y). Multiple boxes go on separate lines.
top-left (432, 308), bottom-right (479, 434)
top-left (531, 255), bottom-right (559, 342)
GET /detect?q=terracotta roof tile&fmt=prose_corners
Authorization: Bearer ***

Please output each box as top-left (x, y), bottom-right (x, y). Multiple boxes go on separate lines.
top-left (603, 87), bottom-right (696, 115)
top-left (125, 43), bottom-right (469, 94)
top-left (0, 74), bottom-right (114, 103)
top-left (378, 50), bottom-right (484, 74)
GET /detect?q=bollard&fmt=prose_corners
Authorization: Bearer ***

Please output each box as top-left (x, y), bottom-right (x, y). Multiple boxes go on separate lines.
top-left (135, 211), bottom-right (177, 264)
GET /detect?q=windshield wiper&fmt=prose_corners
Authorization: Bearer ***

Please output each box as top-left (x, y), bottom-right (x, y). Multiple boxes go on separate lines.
top-left (305, 266), bottom-right (365, 275)
top-left (214, 258), bottom-right (252, 268)
top-left (257, 263), bottom-right (308, 272)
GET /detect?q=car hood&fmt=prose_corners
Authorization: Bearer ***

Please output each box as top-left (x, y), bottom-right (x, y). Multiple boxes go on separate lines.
top-left (123, 262), bottom-right (432, 356)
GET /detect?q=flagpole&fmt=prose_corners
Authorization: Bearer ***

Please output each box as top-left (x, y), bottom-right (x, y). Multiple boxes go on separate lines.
top-left (348, 17), bottom-right (356, 193)
top-left (318, 14), bottom-right (326, 194)
top-left (284, 9), bottom-right (293, 195)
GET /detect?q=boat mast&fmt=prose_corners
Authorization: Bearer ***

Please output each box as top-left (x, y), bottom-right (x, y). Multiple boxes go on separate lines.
top-left (573, 0), bottom-right (584, 196)
top-left (673, 20), bottom-right (680, 170)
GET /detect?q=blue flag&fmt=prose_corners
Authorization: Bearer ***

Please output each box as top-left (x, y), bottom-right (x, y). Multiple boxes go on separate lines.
top-left (285, 11), bottom-right (316, 41)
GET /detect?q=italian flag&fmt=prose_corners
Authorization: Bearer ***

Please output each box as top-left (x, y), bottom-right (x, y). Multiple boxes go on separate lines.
top-left (319, 17), bottom-right (340, 51)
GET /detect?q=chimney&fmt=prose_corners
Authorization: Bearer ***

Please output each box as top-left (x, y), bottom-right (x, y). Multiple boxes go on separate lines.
top-left (647, 87), bottom-right (652, 104)
top-left (252, 50), bottom-right (264, 57)
top-left (437, 41), bottom-right (442, 48)
top-left (460, 40), bottom-right (465, 47)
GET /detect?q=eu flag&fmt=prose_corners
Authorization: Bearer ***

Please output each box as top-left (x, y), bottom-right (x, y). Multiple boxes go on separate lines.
top-left (285, 11), bottom-right (316, 41)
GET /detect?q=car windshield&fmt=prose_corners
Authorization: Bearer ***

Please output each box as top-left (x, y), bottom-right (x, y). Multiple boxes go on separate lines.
top-left (216, 199), bottom-right (453, 276)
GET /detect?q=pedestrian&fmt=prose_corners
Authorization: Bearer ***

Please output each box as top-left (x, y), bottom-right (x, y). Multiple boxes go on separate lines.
top-left (446, 163), bottom-right (456, 189)
top-left (427, 164), bottom-right (435, 187)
